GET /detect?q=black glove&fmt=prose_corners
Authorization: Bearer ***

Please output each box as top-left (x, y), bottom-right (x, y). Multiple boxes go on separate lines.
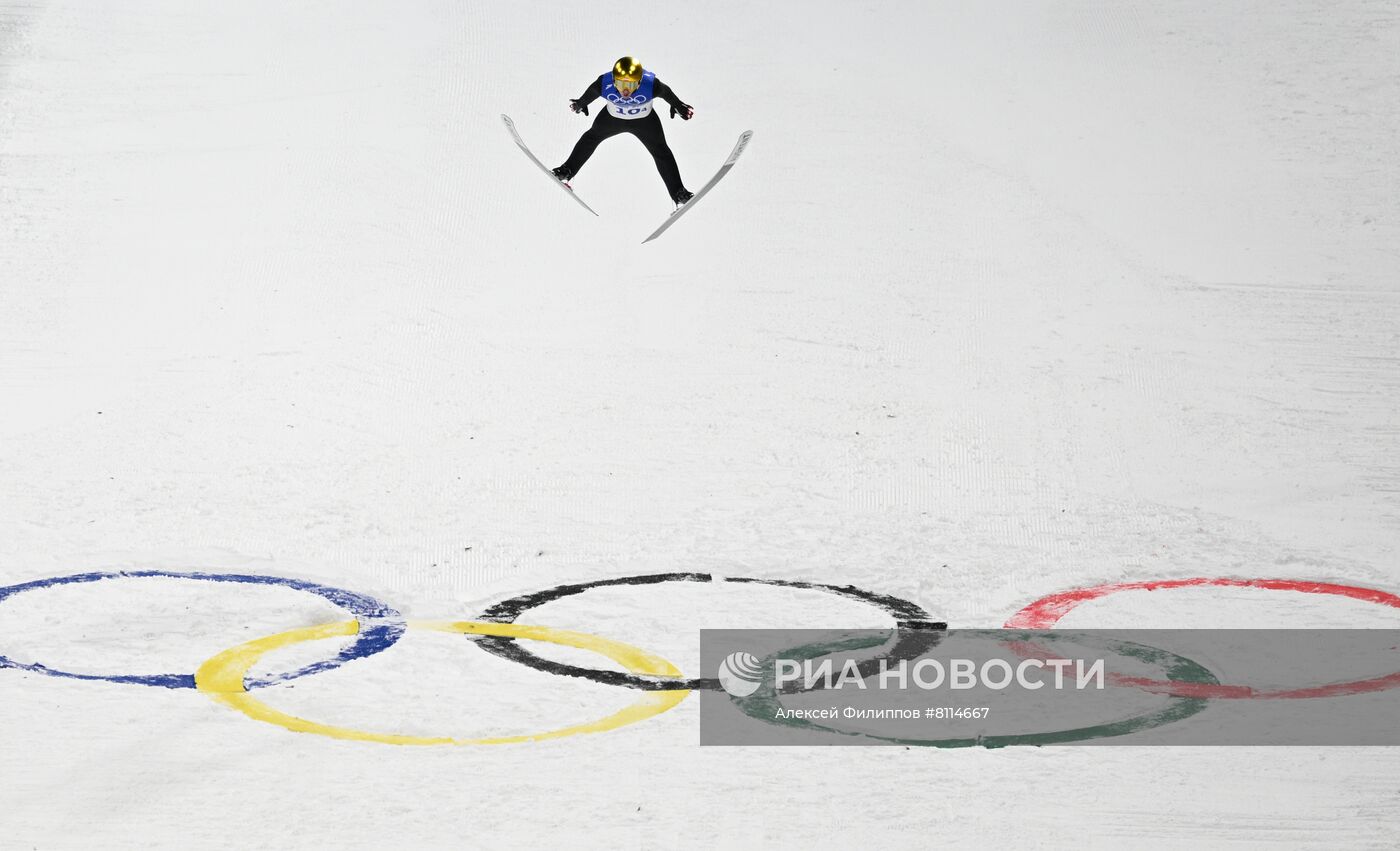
top-left (569, 98), bottom-right (589, 116)
top-left (670, 102), bottom-right (694, 120)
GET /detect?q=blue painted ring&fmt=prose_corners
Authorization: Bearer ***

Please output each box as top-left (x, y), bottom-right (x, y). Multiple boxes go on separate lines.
top-left (0, 570), bottom-right (405, 689)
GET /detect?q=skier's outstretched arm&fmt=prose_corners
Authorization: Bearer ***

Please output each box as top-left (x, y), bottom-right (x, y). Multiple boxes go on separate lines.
top-left (654, 80), bottom-right (694, 120)
top-left (569, 79), bottom-right (602, 115)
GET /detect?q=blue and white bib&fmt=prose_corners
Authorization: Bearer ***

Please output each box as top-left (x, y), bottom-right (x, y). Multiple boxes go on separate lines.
top-left (600, 70), bottom-right (656, 120)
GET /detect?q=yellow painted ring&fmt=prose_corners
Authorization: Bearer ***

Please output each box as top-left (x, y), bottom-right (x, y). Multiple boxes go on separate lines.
top-left (195, 620), bottom-right (689, 745)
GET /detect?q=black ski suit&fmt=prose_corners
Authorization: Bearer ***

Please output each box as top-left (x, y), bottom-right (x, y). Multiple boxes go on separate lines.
top-left (558, 77), bottom-right (692, 202)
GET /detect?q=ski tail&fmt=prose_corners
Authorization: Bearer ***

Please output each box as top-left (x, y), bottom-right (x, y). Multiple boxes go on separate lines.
top-left (502, 114), bottom-right (599, 217)
top-left (643, 130), bottom-right (752, 243)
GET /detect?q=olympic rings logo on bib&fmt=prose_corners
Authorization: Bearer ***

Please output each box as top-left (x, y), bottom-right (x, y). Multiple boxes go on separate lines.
top-left (2, 570), bottom-right (1397, 746)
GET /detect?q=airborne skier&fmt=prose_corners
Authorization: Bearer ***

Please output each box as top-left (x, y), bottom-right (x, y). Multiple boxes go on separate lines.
top-left (551, 56), bottom-right (696, 206)
top-left (499, 56), bottom-right (749, 241)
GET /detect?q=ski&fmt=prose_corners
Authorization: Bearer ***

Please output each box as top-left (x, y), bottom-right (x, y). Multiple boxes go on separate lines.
top-left (642, 130), bottom-right (753, 244)
top-left (501, 114), bottom-right (599, 216)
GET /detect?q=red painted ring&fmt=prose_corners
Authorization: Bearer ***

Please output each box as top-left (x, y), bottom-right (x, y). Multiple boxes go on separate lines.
top-left (1004, 577), bottom-right (1400, 699)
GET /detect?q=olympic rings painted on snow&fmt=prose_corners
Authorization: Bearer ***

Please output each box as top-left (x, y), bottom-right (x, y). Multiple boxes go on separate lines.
top-left (195, 620), bottom-right (689, 745)
top-left (6, 569), bottom-right (1400, 745)
top-left (472, 572), bottom-right (947, 691)
top-left (736, 628), bottom-right (1220, 747)
top-left (1006, 577), bottom-right (1400, 699)
top-left (0, 570), bottom-right (404, 689)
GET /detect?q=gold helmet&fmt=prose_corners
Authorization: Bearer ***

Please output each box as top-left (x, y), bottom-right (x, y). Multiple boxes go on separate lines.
top-left (613, 56), bottom-right (643, 95)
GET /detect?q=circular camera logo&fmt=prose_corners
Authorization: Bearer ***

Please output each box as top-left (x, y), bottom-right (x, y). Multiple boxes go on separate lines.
top-left (718, 651), bottom-right (763, 697)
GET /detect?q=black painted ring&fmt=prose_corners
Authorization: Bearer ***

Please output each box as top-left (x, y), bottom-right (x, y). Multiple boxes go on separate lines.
top-left (471, 572), bottom-right (946, 691)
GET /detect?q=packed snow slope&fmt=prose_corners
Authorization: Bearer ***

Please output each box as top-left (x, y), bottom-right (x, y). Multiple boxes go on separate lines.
top-left (2, 1), bottom-right (1398, 848)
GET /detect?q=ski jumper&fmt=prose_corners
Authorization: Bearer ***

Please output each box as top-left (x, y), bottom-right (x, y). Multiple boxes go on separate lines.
top-left (559, 70), bottom-right (691, 201)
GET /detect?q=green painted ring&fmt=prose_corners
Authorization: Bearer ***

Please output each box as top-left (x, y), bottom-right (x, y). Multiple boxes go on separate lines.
top-left (733, 629), bottom-right (1219, 747)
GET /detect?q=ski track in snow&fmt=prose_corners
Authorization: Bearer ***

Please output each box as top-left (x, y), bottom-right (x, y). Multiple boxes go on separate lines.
top-left (2, 0), bottom-right (1399, 847)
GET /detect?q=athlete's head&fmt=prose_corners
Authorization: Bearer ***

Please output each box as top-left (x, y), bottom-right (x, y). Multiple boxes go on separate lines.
top-left (613, 56), bottom-right (643, 97)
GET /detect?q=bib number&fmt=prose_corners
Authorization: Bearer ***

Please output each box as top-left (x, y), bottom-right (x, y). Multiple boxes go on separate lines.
top-left (610, 102), bottom-right (653, 119)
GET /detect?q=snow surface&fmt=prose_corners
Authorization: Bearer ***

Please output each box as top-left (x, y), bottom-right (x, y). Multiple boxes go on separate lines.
top-left (2, 0), bottom-right (1399, 847)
